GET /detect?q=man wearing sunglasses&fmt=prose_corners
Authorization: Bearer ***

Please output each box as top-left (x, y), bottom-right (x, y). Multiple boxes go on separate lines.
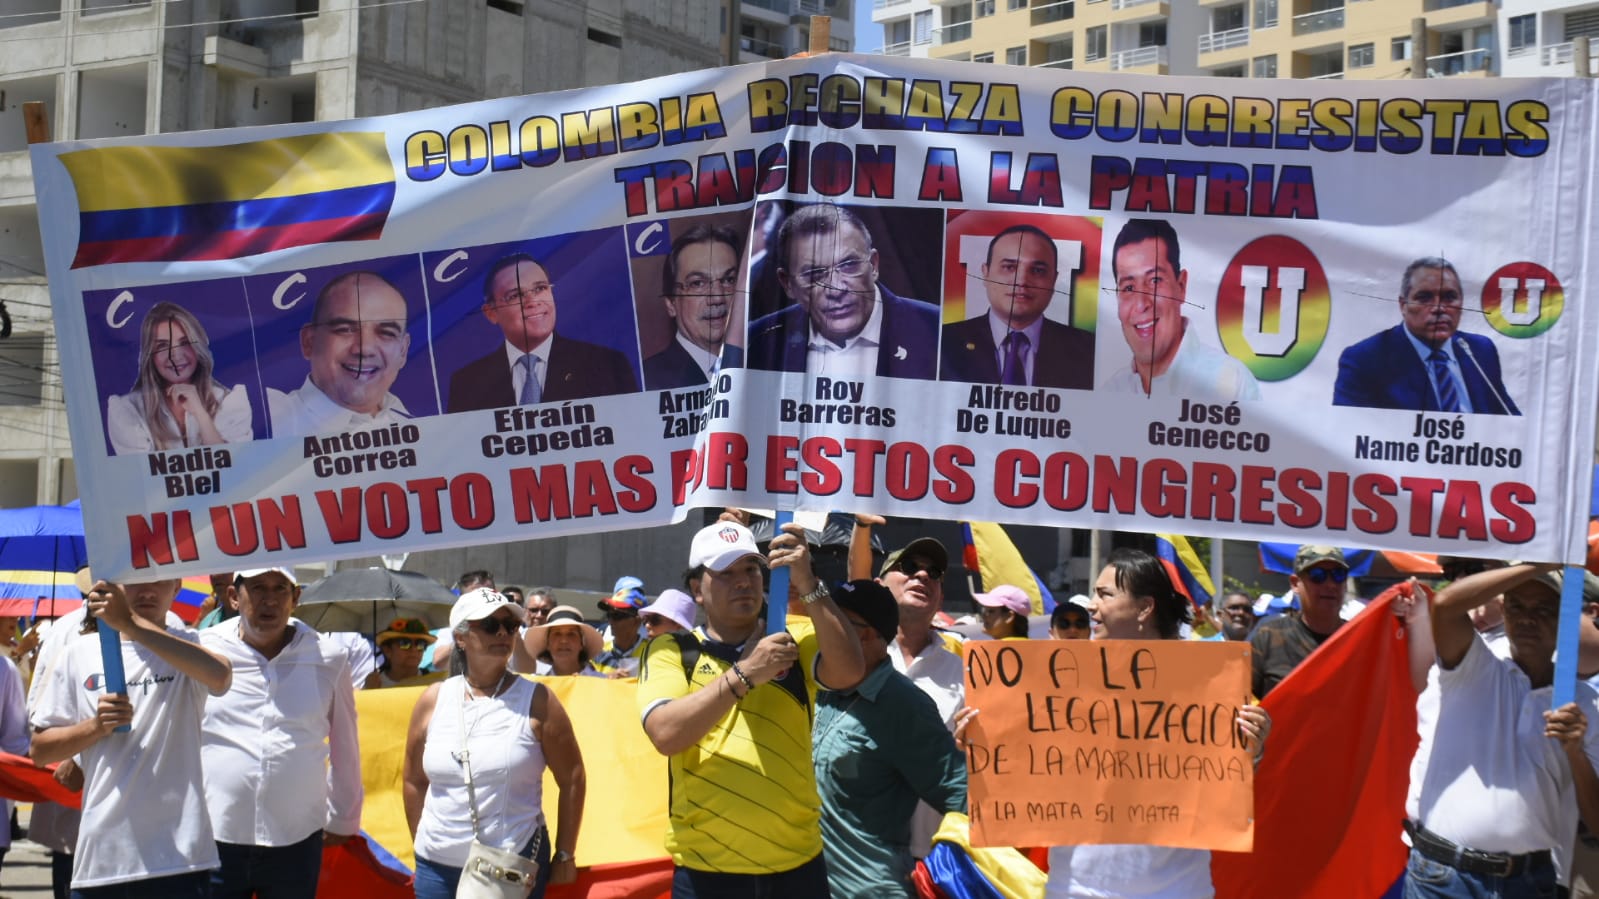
top-left (747, 202), bottom-right (940, 379)
top-left (594, 576), bottom-right (648, 677)
top-left (1250, 545), bottom-right (1350, 698)
top-left (644, 223), bottom-right (747, 390)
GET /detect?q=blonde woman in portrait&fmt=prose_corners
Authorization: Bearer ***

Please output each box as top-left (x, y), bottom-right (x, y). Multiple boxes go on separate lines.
top-left (106, 302), bottom-right (253, 454)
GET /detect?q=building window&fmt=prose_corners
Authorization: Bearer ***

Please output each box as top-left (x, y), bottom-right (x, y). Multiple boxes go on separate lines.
top-left (913, 10), bottom-right (933, 45)
top-left (1508, 15), bottom-right (1535, 53)
top-left (974, 51), bottom-right (995, 62)
top-left (1086, 25), bottom-right (1106, 61)
top-left (1253, 54), bottom-right (1277, 78)
top-left (1254, 0), bottom-right (1277, 29)
top-left (975, 0), bottom-right (995, 17)
top-left (1138, 21), bottom-right (1167, 47)
top-left (1008, 0), bottom-right (1027, 9)
top-left (1006, 45), bottom-right (1026, 65)
top-left (1348, 43), bottom-right (1373, 68)
top-left (1392, 36), bottom-right (1411, 61)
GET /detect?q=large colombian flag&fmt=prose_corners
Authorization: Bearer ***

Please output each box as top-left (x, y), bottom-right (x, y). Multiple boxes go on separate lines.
top-left (1154, 533), bottom-right (1214, 608)
top-left (59, 132), bottom-right (394, 268)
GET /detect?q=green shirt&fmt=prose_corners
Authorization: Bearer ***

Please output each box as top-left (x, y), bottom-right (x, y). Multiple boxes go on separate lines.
top-left (814, 659), bottom-right (967, 899)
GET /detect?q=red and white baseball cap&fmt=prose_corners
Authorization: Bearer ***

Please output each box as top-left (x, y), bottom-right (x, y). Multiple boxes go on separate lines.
top-left (689, 522), bottom-right (764, 572)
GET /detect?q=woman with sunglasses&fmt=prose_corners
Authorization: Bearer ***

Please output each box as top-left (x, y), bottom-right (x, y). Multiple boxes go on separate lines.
top-left (404, 588), bottom-right (586, 898)
top-left (524, 606), bottom-right (607, 678)
top-left (1048, 602), bottom-right (1092, 640)
top-left (372, 618), bottom-right (443, 688)
top-left (957, 549), bottom-right (1270, 899)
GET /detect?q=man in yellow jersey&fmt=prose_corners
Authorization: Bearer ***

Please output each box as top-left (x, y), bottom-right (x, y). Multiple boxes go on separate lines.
top-left (637, 520), bottom-right (864, 897)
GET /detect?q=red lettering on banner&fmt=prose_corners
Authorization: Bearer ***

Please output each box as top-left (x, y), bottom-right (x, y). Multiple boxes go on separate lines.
top-left (316, 487), bottom-right (364, 544)
top-left (1277, 469), bottom-right (1321, 528)
top-left (1324, 471), bottom-right (1351, 530)
top-left (766, 435), bottom-right (800, 493)
top-left (172, 511), bottom-right (198, 562)
top-left (885, 442), bottom-right (930, 501)
top-left (800, 437), bottom-right (844, 495)
top-left (996, 449), bottom-right (1038, 507)
top-left (1436, 480), bottom-right (1488, 541)
top-left (257, 496), bottom-right (306, 549)
top-left (573, 461), bottom-right (620, 517)
top-left (408, 478), bottom-right (448, 532)
top-left (614, 455), bottom-right (656, 512)
top-left (669, 448), bottom-right (696, 506)
top-left (1043, 451), bottom-right (1087, 511)
top-left (510, 465), bottom-right (573, 522)
top-left (933, 445), bottom-right (977, 503)
top-left (212, 503), bottom-right (259, 555)
top-left (366, 483), bottom-right (409, 539)
top-left (1352, 474), bottom-right (1398, 534)
top-left (1093, 456), bottom-right (1137, 514)
top-left (1190, 462), bottom-right (1236, 521)
top-left (1489, 483), bottom-right (1536, 544)
top-left (705, 432), bottom-right (749, 490)
top-left (128, 512), bottom-right (175, 568)
top-left (450, 473), bottom-right (496, 529)
top-left (1400, 477), bottom-right (1447, 537)
top-left (843, 439), bottom-right (886, 496)
top-left (1239, 465), bottom-right (1274, 525)
top-left (1142, 458), bottom-right (1185, 518)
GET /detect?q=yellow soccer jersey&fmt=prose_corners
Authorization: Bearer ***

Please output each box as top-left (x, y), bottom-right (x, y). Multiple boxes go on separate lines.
top-left (637, 628), bottom-right (823, 874)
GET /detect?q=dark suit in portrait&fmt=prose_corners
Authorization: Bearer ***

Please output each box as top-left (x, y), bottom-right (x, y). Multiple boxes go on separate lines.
top-left (1333, 325), bottom-right (1519, 415)
top-left (745, 286), bottom-right (940, 380)
top-left (447, 337), bottom-right (640, 412)
top-left (642, 341), bottom-right (745, 391)
top-left (939, 315), bottom-right (1096, 389)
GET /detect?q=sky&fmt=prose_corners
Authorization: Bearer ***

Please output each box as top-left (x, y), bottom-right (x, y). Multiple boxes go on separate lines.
top-left (852, 0), bottom-right (876, 52)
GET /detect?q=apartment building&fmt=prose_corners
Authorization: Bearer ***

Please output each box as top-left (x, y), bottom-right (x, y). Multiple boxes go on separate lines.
top-left (736, 0), bottom-right (853, 62)
top-left (874, 0), bottom-right (1507, 82)
top-left (1500, 0), bottom-right (1599, 75)
top-left (0, 0), bottom-right (726, 508)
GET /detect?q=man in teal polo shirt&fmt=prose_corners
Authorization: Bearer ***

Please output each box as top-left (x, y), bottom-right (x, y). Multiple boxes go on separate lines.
top-left (814, 580), bottom-right (967, 898)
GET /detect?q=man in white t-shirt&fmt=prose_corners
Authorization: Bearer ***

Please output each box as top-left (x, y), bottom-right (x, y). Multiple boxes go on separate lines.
top-left (201, 567), bottom-right (362, 899)
top-left (1405, 563), bottom-right (1599, 895)
top-left (30, 577), bottom-right (232, 897)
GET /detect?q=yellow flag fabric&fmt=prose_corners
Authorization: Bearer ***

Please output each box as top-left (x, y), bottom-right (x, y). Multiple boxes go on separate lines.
top-left (354, 676), bottom-right (668, 871)
top-left (932, 812), bottom-right (1049, 899)
top-left (967, 521), bottom-right (1047, 615)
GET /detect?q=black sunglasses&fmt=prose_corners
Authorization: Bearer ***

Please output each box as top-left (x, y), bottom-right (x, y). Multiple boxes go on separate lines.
top-left (472, 617), bottom-right (517, 636)
top-left (1302, 567), bottom-right (1349, 585)
top-left (642, 614), bottom-right (666, 627)
top-left (605, 609), bottom-right (639, 621)
top-left (384, 638), bottom-right (426, 650)
top-left (896, 557), bottom-right (945, 581)
top-left (1056, 616), bottom-right (1090, 628)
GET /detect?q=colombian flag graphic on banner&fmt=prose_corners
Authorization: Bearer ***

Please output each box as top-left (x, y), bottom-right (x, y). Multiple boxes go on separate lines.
top-left (60, 132), bottom-right (394, 267)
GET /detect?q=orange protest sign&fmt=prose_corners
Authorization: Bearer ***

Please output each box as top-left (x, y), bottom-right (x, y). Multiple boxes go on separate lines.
top-left (964, 639), bottom-right (1254, 851)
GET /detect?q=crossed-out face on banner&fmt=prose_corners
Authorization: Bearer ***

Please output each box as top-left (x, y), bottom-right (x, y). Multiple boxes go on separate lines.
top-left (626, 210), bottom-right (753, 392)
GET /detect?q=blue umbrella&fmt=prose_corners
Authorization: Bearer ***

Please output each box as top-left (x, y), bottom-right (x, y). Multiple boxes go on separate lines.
top-left (0, 501), bottom-right (87, 574)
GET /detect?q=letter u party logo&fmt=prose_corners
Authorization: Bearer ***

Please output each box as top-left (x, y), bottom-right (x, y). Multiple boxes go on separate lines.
top-left (1481, 261), bottom-right (1563, 338)
top-left (1214, 236), bottom-right (1330, 381)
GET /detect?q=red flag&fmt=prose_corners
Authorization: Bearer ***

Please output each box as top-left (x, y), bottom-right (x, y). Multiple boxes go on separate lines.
top-left (547, 858), bottom-right (673, 898)
top-left (1211, 584), bottom-right (1420, 899)
top-left (317, 836), bottom-right (412, 899)
top-left (0, 752), bottom-right (81, 807)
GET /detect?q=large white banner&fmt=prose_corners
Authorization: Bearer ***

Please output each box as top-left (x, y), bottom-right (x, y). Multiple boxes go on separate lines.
top-left (32, 55), bottom-right (1599, 581)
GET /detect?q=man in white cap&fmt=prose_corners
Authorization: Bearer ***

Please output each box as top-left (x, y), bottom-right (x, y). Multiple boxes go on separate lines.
top-left (637, 519), bottom-right (864, 897)
top-left (31, 577), bottom-right (233, 897)
top-left (200, 567), bottom-right (362, 898)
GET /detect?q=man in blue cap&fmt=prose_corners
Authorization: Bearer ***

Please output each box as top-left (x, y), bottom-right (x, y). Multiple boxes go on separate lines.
top-left (594, 576), bottom-right (647, 677)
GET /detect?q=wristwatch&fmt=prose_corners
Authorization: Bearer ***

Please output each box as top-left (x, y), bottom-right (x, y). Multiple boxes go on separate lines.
top-left (553, 850), bottom-right (575, 864)
top-left (798, 581), bottom-right (830, 605)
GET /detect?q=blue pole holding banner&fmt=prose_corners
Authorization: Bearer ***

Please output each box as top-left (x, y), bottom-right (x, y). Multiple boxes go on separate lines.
top-left (98, 623), bottom-right (129, 733)
top-left (1552, 564), bottom-right (1584, 709)
top-left (767, 511), bottom-right (793, 636)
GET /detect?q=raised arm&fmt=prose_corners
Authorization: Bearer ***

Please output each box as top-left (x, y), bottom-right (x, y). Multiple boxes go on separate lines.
top-left (91, 582), bottom-right (231, 695)
top-left (1431, 563), bottom-right (1556, 669)
top-left (773, 523), bottom-right (863, 690)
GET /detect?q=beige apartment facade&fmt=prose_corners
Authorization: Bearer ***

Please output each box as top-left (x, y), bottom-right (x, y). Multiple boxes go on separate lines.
top-left (923, 0), bottom-right (1501, 82)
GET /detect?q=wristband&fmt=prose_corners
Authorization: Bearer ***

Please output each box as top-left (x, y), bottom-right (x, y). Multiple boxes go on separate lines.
top-left (730, 662), bottom-right (755, 692)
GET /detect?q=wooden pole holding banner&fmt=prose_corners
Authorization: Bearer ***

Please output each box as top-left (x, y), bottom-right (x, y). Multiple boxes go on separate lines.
top-left (25, 99), bottom-right (129, 730)
top-left (809, 15), bottom-right (830, 56)
top-left (1411, 19), bottom-right (1427, 79)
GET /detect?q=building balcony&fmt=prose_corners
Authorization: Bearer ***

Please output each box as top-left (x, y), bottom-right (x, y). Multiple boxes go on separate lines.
top-left (1306, 70), bottom-right (1343, 79)
top-left (880, 40), bottom-right (912, 55)
top-left (1031, 0), bottom-right (1073, 27)
top-left (1199, 26), bottom-right (1249, 54)
top-left (1111, 43), bottom-right (1168, 70)
top-left (1033, 57), bottom-right (1074, 69)
top-left (935, 22), bottom-right (972, 43)
top-left (1423, 0), bottom-right (1494, 27)
top-left (1108, 0), bottom-right (1167, 22)
top-left (1292, 6), bottom-right (1344, 35)
top-left (1427, 46), bottom-right (1493, 76)
top-left (1111, 0), bottom-right (1159, 9)
top-left (740, 35), bottom-right (787, 59)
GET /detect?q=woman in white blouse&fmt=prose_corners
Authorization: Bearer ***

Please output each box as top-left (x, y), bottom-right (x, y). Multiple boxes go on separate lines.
top-left (106, 302), bottom-right (252, 454)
